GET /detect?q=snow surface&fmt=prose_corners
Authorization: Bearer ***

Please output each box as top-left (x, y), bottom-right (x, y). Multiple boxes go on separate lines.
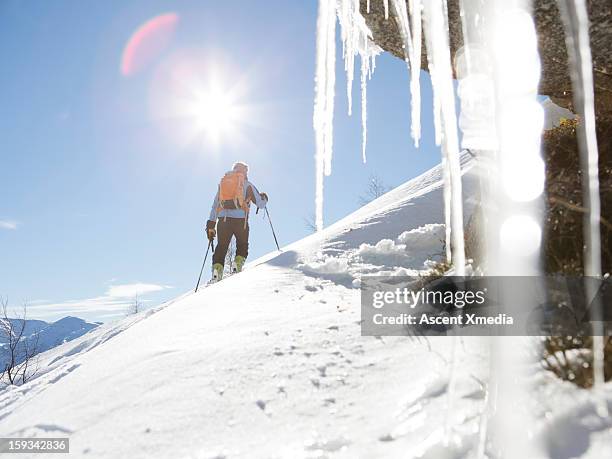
top-left (1, 158), bottom-right (610, 458)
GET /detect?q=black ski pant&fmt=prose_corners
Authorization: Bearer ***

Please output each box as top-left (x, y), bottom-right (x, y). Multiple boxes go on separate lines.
top-left (212, 217), bottom-right (249, 266)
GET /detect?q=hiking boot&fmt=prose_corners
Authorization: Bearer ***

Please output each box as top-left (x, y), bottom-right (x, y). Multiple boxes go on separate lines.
top-left (235, 255), bottom-right (246, 273)
top-left (212, 263), bottom-right (224, 281)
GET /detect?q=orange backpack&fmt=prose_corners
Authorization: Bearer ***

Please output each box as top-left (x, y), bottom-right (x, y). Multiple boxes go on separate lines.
top-left (217, 171), bottom-right (249, 213)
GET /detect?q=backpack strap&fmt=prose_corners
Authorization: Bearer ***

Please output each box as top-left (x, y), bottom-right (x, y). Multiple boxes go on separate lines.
top-left (216, 184), bottom-right (222, 216)
top-left (241, 183), bottom-right (254, 228)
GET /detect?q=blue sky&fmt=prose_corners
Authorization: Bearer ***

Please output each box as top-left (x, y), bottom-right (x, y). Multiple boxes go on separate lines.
top-left (0, 0), bottom-right (440, 322)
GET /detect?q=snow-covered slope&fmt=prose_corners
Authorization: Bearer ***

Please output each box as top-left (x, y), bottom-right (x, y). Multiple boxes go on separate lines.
top-left (0, 158), bottom-right (609, 459)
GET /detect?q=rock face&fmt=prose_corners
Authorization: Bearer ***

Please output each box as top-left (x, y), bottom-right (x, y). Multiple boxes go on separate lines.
top-left (359, 0), bottom-right (612, 120)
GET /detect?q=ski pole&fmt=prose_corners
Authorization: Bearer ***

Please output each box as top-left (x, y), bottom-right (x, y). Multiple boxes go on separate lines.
top-left (195, 239), bottom-right (214, 292)
top-left (265, 207), bottom-right (281, 251)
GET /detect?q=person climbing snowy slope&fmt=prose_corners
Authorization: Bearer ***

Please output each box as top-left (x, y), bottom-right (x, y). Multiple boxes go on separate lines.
top-left (206, 161), bottom-right (268, 281)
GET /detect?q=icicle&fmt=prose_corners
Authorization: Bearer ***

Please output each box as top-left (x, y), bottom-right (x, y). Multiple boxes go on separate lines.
top-left (457, 4), bottom-right (497, 454)
top-left (367, 0), bottom-right (371, 14)
top-left (359, 39), bottom-right (381, 164)
top-left (557, 0), bottom-right (606, 417)
top-left (422, 5), bottom-right (442, 146)
top-left (323, 1), bottom-right (336, 178)
top-left (441, 156), bottom-right (452, 262)
top-left (422, 5), bottom-right (467, 445)
top-left (422, 0), bottom-right (447, 246)
top-left (361, 46), bottom-right (369, 163)
top-left (314, 0), bottom-right (337, 231)
top-left (370, 52), bottom-right (377, 77)
top-left (422, 0), bottom-right (466, 273)
top-left (337, 0), bottom-right (378, 161)
top-left (360, 40), bottom-right (382, 164)
top-left (391, 0), bottom-right (421, 147)
top-left (383, 0), bottom-right (389, 19)
top-left (338, 0), bottom-right (373, 117)
top-left (409, 0), bottom-right (422, 147)
top-left (337, 0), bottom-right (354, 116)
top-left (314, 0), bottom-right (379, 228)
top-left (483, 1), bottom-right (545, 456)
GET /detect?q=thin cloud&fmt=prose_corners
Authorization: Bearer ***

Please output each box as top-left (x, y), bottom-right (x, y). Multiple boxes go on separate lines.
top-left (106, 283), bottom-right (172, 298)
top-left (27, 296), bottom-right (133, 322)
top-left (27, 283), bottom-right (173, 322)
top-left (0, 220), bottom-right (18, 230)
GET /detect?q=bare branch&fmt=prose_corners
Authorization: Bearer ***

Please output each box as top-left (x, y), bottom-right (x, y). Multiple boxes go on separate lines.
top-left (358, 174), bottom-right (392, 205)
top-left (0, 299), bottom-right (40, 385)
top-left (548, 195), bottom-right (612, 232)
top-left (126, 294), bottom-right (142, 316)
top-left (303, 214), bottom-right (317, 233)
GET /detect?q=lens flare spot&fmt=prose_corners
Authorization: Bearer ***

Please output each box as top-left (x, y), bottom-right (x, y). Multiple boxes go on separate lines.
top-left (502, 155), bottom-right (545, 202)
top-left (121, 13), bottom-right (179, 77)
top-left (500, 215), bottom-right (542, 256)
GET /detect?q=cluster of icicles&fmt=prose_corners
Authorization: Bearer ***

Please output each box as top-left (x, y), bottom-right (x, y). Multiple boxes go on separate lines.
top-left (314, 0), bottom-right (466, 273)
top-left (314, 0), bottom-right (606, 452)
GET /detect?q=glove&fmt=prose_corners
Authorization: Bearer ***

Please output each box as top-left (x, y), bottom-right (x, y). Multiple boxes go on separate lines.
top-left (260, 192), bottom-right (269, 202)
top-left (206, 220), bottom-right (216, 241)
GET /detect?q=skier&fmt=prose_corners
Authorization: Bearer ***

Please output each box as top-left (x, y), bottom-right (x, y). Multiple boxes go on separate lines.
top-left (206, 161), bottom-right (268, 281)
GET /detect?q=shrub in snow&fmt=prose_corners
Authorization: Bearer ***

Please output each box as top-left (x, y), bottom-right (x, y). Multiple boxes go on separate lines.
top-left (542, 336), bottom-right (612, 388)
top-left (542, 118), bottom-right (611, 275)
top-left (539, 119), bottom-right (612, 386)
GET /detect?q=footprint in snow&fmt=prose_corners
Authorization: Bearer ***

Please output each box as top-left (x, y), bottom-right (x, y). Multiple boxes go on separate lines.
top-left (399, 374), bottom-right (449, 410)
top-left (34, 423), bottom-right (73, 434)
top-left (48, 363), bottom-right (81, 384)
top-left (10, 423), bottom-right (73, 438)
top-left (305, 436), bottom-right (351, 453)
top-left (202, 452), bottom-right (227, 459)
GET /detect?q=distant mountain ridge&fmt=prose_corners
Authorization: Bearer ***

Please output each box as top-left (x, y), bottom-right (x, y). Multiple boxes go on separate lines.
top-left (0, 316), bottom-right (99, 367)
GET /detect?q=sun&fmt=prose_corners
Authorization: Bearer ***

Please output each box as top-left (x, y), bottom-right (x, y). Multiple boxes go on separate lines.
top-left (148, 54), bottom-right (254, 151)
top-left (192, 86), bottom-right (240, 144)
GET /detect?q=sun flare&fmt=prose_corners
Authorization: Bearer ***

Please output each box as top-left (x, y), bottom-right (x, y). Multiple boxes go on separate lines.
top-left (192, 87), bottom-right (239, 143)
top-left (149, 54), bottom-right (255, 151)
